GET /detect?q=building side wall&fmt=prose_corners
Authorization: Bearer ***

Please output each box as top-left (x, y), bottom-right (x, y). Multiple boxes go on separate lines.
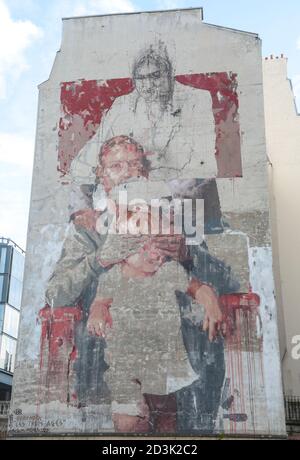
top-left (10, 10), bottom-right (285, 437)
top-left (264, 57), bottom-right (300, 397)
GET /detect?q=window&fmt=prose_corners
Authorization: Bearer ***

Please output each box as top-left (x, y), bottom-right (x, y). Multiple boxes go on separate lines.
top-left (0, 334), bottom-right (17, 373)
top-left (0, 305), bottom-right (4, 332)
top-left (0, 275), bottom-right (3, 301)
top-left (3, 305), bottom-right (19, 339)
top-left (0, 245), bottom-right (12, 275)
top-left (0, 274), bottom-right (9, 303)
top-left (11, 249), bottom-right (24, 282)
top-left (0, 247), bottom-right (7, 273)
top-left (8, 276), bottom-right (23, 309)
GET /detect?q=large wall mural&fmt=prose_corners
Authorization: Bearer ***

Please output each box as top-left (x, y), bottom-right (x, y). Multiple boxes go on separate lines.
top-left (9, 11), bottom-right (285, 437)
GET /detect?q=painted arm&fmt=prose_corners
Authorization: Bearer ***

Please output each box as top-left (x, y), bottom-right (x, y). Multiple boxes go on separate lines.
top-left (187, 278), bottom-right (224, 342)
top-left (45, 222), bottom-right (105, 307)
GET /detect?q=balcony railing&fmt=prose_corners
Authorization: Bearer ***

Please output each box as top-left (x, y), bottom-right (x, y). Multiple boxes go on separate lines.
top-left (285, 396), bottom-right (300, 426)
top-left (0, 401), bottom-right (10, 419)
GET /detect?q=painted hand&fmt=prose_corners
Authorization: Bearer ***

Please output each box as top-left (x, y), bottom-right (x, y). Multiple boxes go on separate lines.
top-left (194, 284), bottom-right (224, 342)
top-left (87, 298), bottom-right (113, 338)
top-left (97, 234), bottom-right (149, 268)
top-left (149, 234), bottom-right (186, 260)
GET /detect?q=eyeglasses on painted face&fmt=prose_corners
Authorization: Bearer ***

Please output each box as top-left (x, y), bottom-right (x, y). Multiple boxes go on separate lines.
top-left (107, 159), bottom-right (144, 172)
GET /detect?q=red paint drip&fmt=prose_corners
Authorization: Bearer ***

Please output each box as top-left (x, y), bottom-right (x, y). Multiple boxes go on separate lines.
top-left (38, 305), bottom-right (82, 404)
top-left (220, 292), bottom-right (261, 434)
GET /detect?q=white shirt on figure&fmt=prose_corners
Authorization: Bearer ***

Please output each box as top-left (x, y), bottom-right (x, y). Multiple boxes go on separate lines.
top-left (70, 82), bottom-right (217, 185)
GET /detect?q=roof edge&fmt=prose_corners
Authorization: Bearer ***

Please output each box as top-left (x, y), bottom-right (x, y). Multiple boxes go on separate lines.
top-left (204, 21), bottom-right (259, 38)
top-left (62, 7), bottom-right (203, 21)
top-left (0, 237), bottom-right (26, 254)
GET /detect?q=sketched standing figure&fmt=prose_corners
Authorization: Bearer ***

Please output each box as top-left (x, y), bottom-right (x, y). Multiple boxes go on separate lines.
top-left (70, 44), bottom-right (217, 185)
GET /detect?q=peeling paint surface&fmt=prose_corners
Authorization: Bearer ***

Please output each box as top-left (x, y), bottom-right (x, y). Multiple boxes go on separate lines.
top-left (59, 72), bottom-right (241, 179)
top-left (58, 78), bottom-right (134, 174)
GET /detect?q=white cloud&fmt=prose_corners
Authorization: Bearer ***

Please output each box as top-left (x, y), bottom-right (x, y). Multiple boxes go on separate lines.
top-left (72, 0), bottom-right (135, 16)
top-left (0, 132), bottom-right (34, 169)
top-left (0, 132), bottom-right (34, 248)
top-left (0, 178), bottom-right (31, 250)
top-left (0, 0), bottom-right (42, 99)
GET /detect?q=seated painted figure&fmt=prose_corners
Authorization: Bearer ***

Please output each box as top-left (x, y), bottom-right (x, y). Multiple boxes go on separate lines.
top-left (40, 135), bottom-right (242, 435)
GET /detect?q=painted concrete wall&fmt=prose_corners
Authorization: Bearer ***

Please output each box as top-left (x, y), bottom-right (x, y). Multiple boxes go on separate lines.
top-left (9, 9), bottom-right (285, 437)
top-left (264, 56), bottom-right (300, 397)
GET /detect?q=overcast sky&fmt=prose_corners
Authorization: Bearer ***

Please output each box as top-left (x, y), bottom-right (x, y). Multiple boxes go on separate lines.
top-left (0, 0), bottom-right (299, 249)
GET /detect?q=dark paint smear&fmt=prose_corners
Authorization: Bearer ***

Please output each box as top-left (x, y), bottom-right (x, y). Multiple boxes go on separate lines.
top-left (143, 393), bottom-right (177, 434)
top-left (224, 413), bottom-right (248, 423)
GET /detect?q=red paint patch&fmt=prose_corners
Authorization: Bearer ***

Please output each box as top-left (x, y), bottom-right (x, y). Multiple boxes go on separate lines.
top-left (70, 208), bottom-right (101, 232)
top-left (38, 305), bottom-right (82, 404)
top-left (112, 413), bottom-right (150, 433)
top-left (58, 73), bottom-right (241, 178)
top-left (58, 78), bottom-right (134, 175)
top-left (220, 292), bottom-right (260, 313)
top-left (220, 292), bottom-right (261, 344)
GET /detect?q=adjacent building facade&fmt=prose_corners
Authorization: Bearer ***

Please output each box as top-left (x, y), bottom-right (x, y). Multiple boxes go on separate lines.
top-left (263, 57), bottom-right (300, 405)
top-left (0, 237), bottom-right (24, 401)
top-left (9, 8), bottom-right (286, 438)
